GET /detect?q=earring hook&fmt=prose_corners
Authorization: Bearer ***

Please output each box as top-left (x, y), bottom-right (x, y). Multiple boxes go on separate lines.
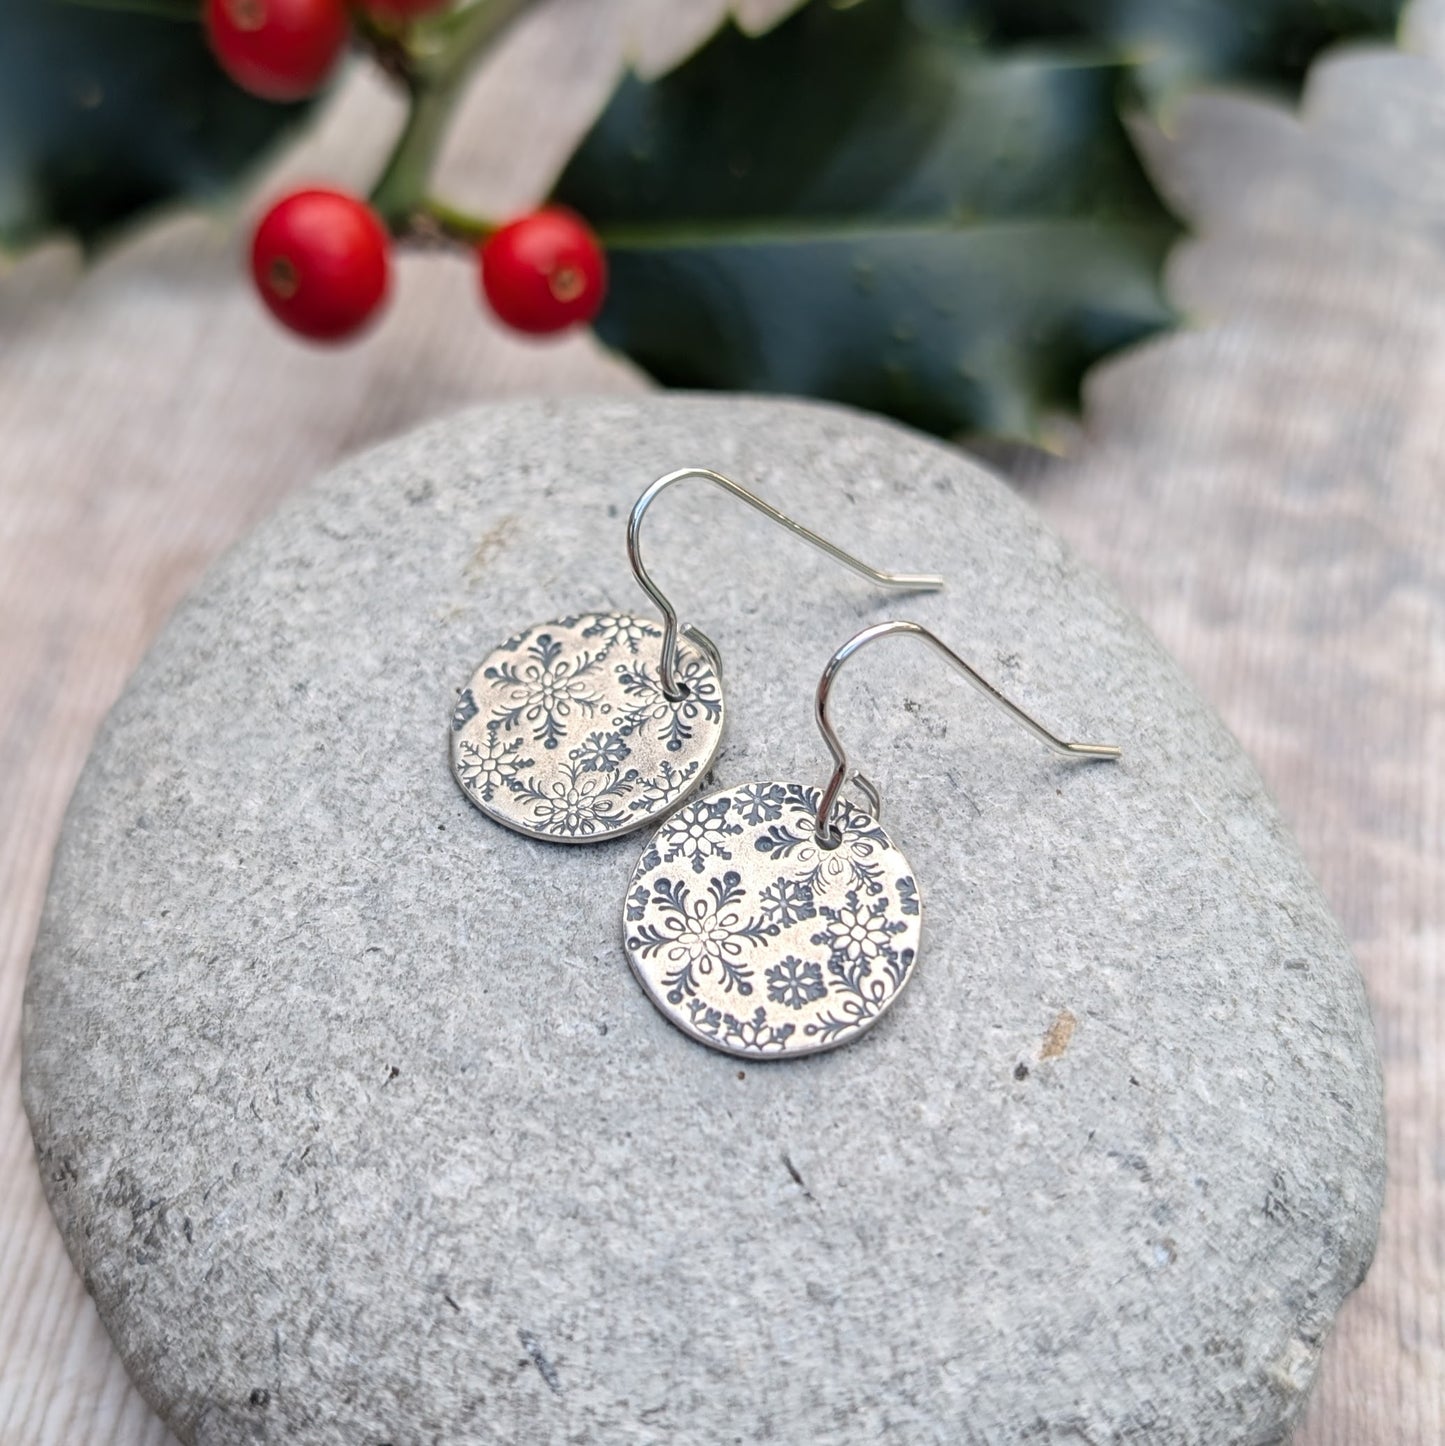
top-left (627, 468), bottom-right (946, 701)
top-left (813, 620), bottom-right (1121, 843)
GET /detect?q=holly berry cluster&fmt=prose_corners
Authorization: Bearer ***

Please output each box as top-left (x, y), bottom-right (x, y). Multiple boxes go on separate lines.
top-left (205, 0), bottom-right (606, 343)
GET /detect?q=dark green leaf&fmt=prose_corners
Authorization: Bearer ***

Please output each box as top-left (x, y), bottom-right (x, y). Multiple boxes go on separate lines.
top-left (909, 0), bottom-right (1404, 105)
top-left (595, 220), bottom-right (1173, 442)
top-left (554, 0), bottom-right (1403, 441)
top-left (555, 0), bottom-right (1178, 441)
top-left (0, 0), bottom-right (314, 252)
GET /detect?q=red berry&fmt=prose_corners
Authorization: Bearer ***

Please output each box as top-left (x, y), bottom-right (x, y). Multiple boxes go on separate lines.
top-left (480, 208), bottom-right (607, 335)
top-left (251, 189), bottom-right (390, 343)
top-left (205, 0), bottom-right (348, 102)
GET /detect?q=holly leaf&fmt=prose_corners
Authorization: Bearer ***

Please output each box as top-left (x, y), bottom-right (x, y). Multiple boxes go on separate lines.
top-left (0, 0), bottom-right (314, 253)
top-left (553, 0), bottom-right (1402, 441)
top-left (909, 0), bottom-right (1405, 106)
top-left (554, 0), bottom-right (1176, 442)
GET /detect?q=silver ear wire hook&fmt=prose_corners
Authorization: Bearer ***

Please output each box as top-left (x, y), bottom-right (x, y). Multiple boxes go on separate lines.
top-left (627, 468), bottom-right (946, 701)
top-left (813, 620), bottom-right (1122, 843)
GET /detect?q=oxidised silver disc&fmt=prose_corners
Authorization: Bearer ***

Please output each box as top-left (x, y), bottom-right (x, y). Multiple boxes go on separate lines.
top-left (451, 613), bottom-right (723, 842)
top-left (623, 782), bottom-right (923, 1058)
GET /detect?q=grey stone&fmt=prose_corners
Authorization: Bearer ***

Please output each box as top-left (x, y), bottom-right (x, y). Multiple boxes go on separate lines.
top-left (22, 396), bottom-right (1384, 1445)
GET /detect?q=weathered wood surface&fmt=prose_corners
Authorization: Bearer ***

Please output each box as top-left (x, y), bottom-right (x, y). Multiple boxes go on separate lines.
top-left (1, 0), bottom-right (1440, 1439)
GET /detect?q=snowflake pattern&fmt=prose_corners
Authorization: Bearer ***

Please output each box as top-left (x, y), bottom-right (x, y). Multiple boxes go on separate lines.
top-left (454, 720), bottom-right (535, 803)
top-left (510, 759), bottom-right (641, 838)
top-left (754, 785), bottom-right (893, 897)
top-left (572, 730), bottom-right (631, 774)
top-left (660, 796), bottom-right (743, 874)
top-left (629, 759), bottom-right (705, 821)
top-left (451, 688), bottom-right (479, 731)
top-left (615, 651), bottom-right (724, 753)
top-left (735, 781), bottom-right (787, 825)
top-left (624, 782), bottom-right (922, 1058)
top-left (625, 871), bottom-right (777, 1004)
top-left (451, 614), bottom-right (723, 841)
top-left (483, 630), bottom-right (608, 750)
top-left (812, 889), bottom-right (909, 969)
top-left (581, 613), bottom-right (653, 655)
top-left (897, 875), bottom-right (920, 916)
top-left (684, 1001), bottom-right (795, 1053)
top-left (758, 874), bottom-right (815, 928)
top-left (765, 956), bottom-right (827, 1010)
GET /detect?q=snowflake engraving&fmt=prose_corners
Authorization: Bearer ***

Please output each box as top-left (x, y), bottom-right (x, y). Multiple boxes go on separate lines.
top-left (661, 796), bottom-right (744, 874)
top-left (511, 759), bottom-right (641, 838)
top-left (765, 956), bottom-right (827, 1011)
top-left (581, 613), bottom-right (656, 655)
top-left (629, 759), bottom-right (704, 822)
top-left (484, 631), bottom-right (608, 750)
top-left (615, 652), bottom-right (724, 753)
top-left (571, 730), bottom-right (631, 774)
top-left (684, 1001), bottom-right (796, 1053)
top-left (897, 875), bottom-right (920, 916)
top-left (625, 783), bottom-right (923, 1057)
top-left (735, 781), bottom-right (787, 825)
top-left (626, 872), bottom-right (777, 1004)
top-left (454, 721), bottom-right (534, 802)
top-left (758, 875), bottom-right (815, 928)
top-left (451, 687), bottom-right (479, 732)
top-left (754, 797), bottom-right (891, 898)
top-left (812, 889), bottom-right (909, 970)
top-left (452, 614), bottom-right (723, 841)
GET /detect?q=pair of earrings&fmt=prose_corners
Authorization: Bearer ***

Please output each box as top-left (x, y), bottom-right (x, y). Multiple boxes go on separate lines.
top-left (450, 470), bottom-right (1119, 1059)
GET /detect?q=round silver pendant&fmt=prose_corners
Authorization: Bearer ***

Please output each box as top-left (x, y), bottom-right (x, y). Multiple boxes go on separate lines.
top-left (623, 782), bottom-right (923, 1058)
top-left (451, 613), bottom-right (724, 842)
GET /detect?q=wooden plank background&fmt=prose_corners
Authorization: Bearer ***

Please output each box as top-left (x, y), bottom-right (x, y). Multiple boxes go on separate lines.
top-left (2, 0), bottom-right (1441, 1439)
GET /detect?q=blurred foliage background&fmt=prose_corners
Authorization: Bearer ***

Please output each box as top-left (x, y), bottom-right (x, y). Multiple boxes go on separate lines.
top-left (1, 0), bottom-right (1408, 440)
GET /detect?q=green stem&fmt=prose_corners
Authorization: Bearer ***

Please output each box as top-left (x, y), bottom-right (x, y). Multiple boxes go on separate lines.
top-left (368, 0), bottom-right (538, 236)
top-left (419, 198), bottom-right (495, 244)
top-left (420, 0), bottom-right (537, 86)
top-left (370, 84), bottom-right (461, 230)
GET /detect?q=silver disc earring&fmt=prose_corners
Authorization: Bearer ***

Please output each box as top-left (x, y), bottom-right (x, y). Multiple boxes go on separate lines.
top-left (622, 620), bottom-right (1121, 1058)
top-left (450, 471), bottom-right (943, 844)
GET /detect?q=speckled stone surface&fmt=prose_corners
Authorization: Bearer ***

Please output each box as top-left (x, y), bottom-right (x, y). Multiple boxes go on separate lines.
top-left (22, 397), bottom-right (1384, 1445)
